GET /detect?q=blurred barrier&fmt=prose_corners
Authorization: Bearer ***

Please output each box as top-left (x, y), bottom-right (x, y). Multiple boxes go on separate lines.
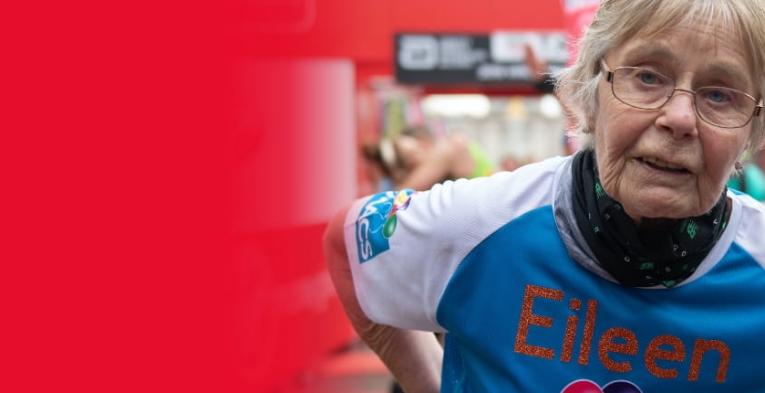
top-left (234, 59), bottom-right (357, 391)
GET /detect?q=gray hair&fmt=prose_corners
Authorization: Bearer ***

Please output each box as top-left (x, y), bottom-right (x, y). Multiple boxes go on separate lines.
top-left (556, 0), bottom-right (765, 152)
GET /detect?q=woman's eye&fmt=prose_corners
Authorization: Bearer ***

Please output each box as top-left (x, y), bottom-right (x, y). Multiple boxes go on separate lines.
top-left (637, 71), bottom-right (660, 84)
top-left (703, 89), bottom-right (732, 104)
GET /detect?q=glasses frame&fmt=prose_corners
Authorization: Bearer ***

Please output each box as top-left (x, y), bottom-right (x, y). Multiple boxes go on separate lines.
top-left (600, 61), bottom-right (763, 129)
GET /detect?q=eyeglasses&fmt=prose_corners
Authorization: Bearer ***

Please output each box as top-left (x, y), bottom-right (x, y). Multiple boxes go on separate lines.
top-left (601, 62), bottom-right (763, 128)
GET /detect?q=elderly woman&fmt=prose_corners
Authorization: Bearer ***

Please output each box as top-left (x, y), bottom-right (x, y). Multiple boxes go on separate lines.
top-left (324, 0), bottom-right (765, 391)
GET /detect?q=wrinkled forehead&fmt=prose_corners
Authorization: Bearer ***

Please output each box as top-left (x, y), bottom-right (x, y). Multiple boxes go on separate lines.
top-left (627, 10), bottom-right (755, 72)
top-left (608, 18), bottom-right (755, 89)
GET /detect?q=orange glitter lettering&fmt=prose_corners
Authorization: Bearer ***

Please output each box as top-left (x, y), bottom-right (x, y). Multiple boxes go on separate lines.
top-left (577, 299), bottom-right (597, 365)
top-left (688, 339), bottom-right (730, 383)
top-left (598, 327), bottom-right (638, 373)
top-left (514, 284), bottom-right (563, 360)
top-left (560, 298), bottom-right (580, 363)
top-left (644, 335), bottom-right (685, 379)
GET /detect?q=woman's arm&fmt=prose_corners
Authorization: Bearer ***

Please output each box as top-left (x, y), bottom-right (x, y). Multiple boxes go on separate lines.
top-left (323, 206), bottom-right (443, 393)
top-left (396, 141), bottom-right (455, 191)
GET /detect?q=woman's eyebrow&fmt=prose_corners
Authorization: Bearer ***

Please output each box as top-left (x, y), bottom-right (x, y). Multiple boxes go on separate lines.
top-left (701, 62), bottom-right (751, 90)
top-left (619, 42), bottom-right (678, 65)
top-left (619, 43), bottom-right (752, 90)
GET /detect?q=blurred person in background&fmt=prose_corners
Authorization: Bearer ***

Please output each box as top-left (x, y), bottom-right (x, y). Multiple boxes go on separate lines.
top-left (524, 43), bottom-right (582, 156)
top-left (361, 141), bottom-right (396, 193)
top-left (326, 1), bottom-right (765, 392)
top-left (363, 125), bottom-right (494, 191)
top-left (499, 154), bottom-right (522, 172)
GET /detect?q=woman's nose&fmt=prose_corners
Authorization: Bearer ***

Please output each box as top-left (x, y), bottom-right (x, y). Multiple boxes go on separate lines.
top-left (656, 89), bottom-right (699, 138)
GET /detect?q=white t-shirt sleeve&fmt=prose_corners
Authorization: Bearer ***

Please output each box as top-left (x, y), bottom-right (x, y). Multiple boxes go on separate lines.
top-left (343, 157), bottom-right (566, 331)
top-left (733, 193), bottom-right (765, 269)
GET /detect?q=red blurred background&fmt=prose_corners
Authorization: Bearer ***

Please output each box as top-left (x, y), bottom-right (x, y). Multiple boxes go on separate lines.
top-left (1, 0), bottom-right (577, 392)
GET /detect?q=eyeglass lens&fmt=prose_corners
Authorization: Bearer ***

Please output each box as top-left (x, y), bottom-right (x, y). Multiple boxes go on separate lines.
top-left (611, 68), bottom-right (757, 128)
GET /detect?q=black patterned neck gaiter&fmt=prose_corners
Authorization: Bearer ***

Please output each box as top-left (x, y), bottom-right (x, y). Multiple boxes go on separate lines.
top-left (571, 149), bottom-right (729, 288)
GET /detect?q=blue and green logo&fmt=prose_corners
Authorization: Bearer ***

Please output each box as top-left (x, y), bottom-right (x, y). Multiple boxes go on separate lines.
top-left (355, 189), bottom-right (414, 263)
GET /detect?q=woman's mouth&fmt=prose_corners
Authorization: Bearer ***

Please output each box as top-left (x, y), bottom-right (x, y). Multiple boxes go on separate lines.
top-left (636, 156), bottom-right (691, 174)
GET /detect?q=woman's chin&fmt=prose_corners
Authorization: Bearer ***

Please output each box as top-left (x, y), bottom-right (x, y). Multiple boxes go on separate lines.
top-left (618, 191), bottom-right (705, 221)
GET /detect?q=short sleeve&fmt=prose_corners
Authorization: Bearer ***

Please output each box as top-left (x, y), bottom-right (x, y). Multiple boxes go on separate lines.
top-left (343, 157), bottom-right (567, 331)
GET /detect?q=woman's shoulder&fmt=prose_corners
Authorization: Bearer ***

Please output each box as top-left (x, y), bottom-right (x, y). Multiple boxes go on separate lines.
top-left (405, 156), bottom-right (570, 221)
top-left (732, 191), bottom-right (765, 229)
top-left (507, 155), bottom-right (570, 176)
top-left (733, 191), bottom-right (765, 215)
top-left (489, 155), bottom-right (571, 191)
top-left (730, 192), bottom-right (765, 265)
top-left (463, 155), bottom-right (571, 210)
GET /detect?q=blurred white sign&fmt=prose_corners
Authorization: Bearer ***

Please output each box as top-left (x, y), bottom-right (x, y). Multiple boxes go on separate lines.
top-left (490, 31), bottom-right (568, 63)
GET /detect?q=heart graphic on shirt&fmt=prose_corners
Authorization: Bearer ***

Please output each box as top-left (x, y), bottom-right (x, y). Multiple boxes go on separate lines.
top-left (560, 379), bottom-right (642, 393)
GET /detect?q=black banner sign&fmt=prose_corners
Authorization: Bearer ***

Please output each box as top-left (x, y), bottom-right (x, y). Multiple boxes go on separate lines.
top-left (395, 32), bottom-right (567, 85)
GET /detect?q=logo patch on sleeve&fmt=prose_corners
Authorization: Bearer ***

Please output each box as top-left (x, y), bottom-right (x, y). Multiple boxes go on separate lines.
top-left (355, 189), bottom-right (414, 263)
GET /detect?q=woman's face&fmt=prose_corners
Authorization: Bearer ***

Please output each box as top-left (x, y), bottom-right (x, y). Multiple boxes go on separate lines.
top-left (594, 23), bottom-right (755, 221)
